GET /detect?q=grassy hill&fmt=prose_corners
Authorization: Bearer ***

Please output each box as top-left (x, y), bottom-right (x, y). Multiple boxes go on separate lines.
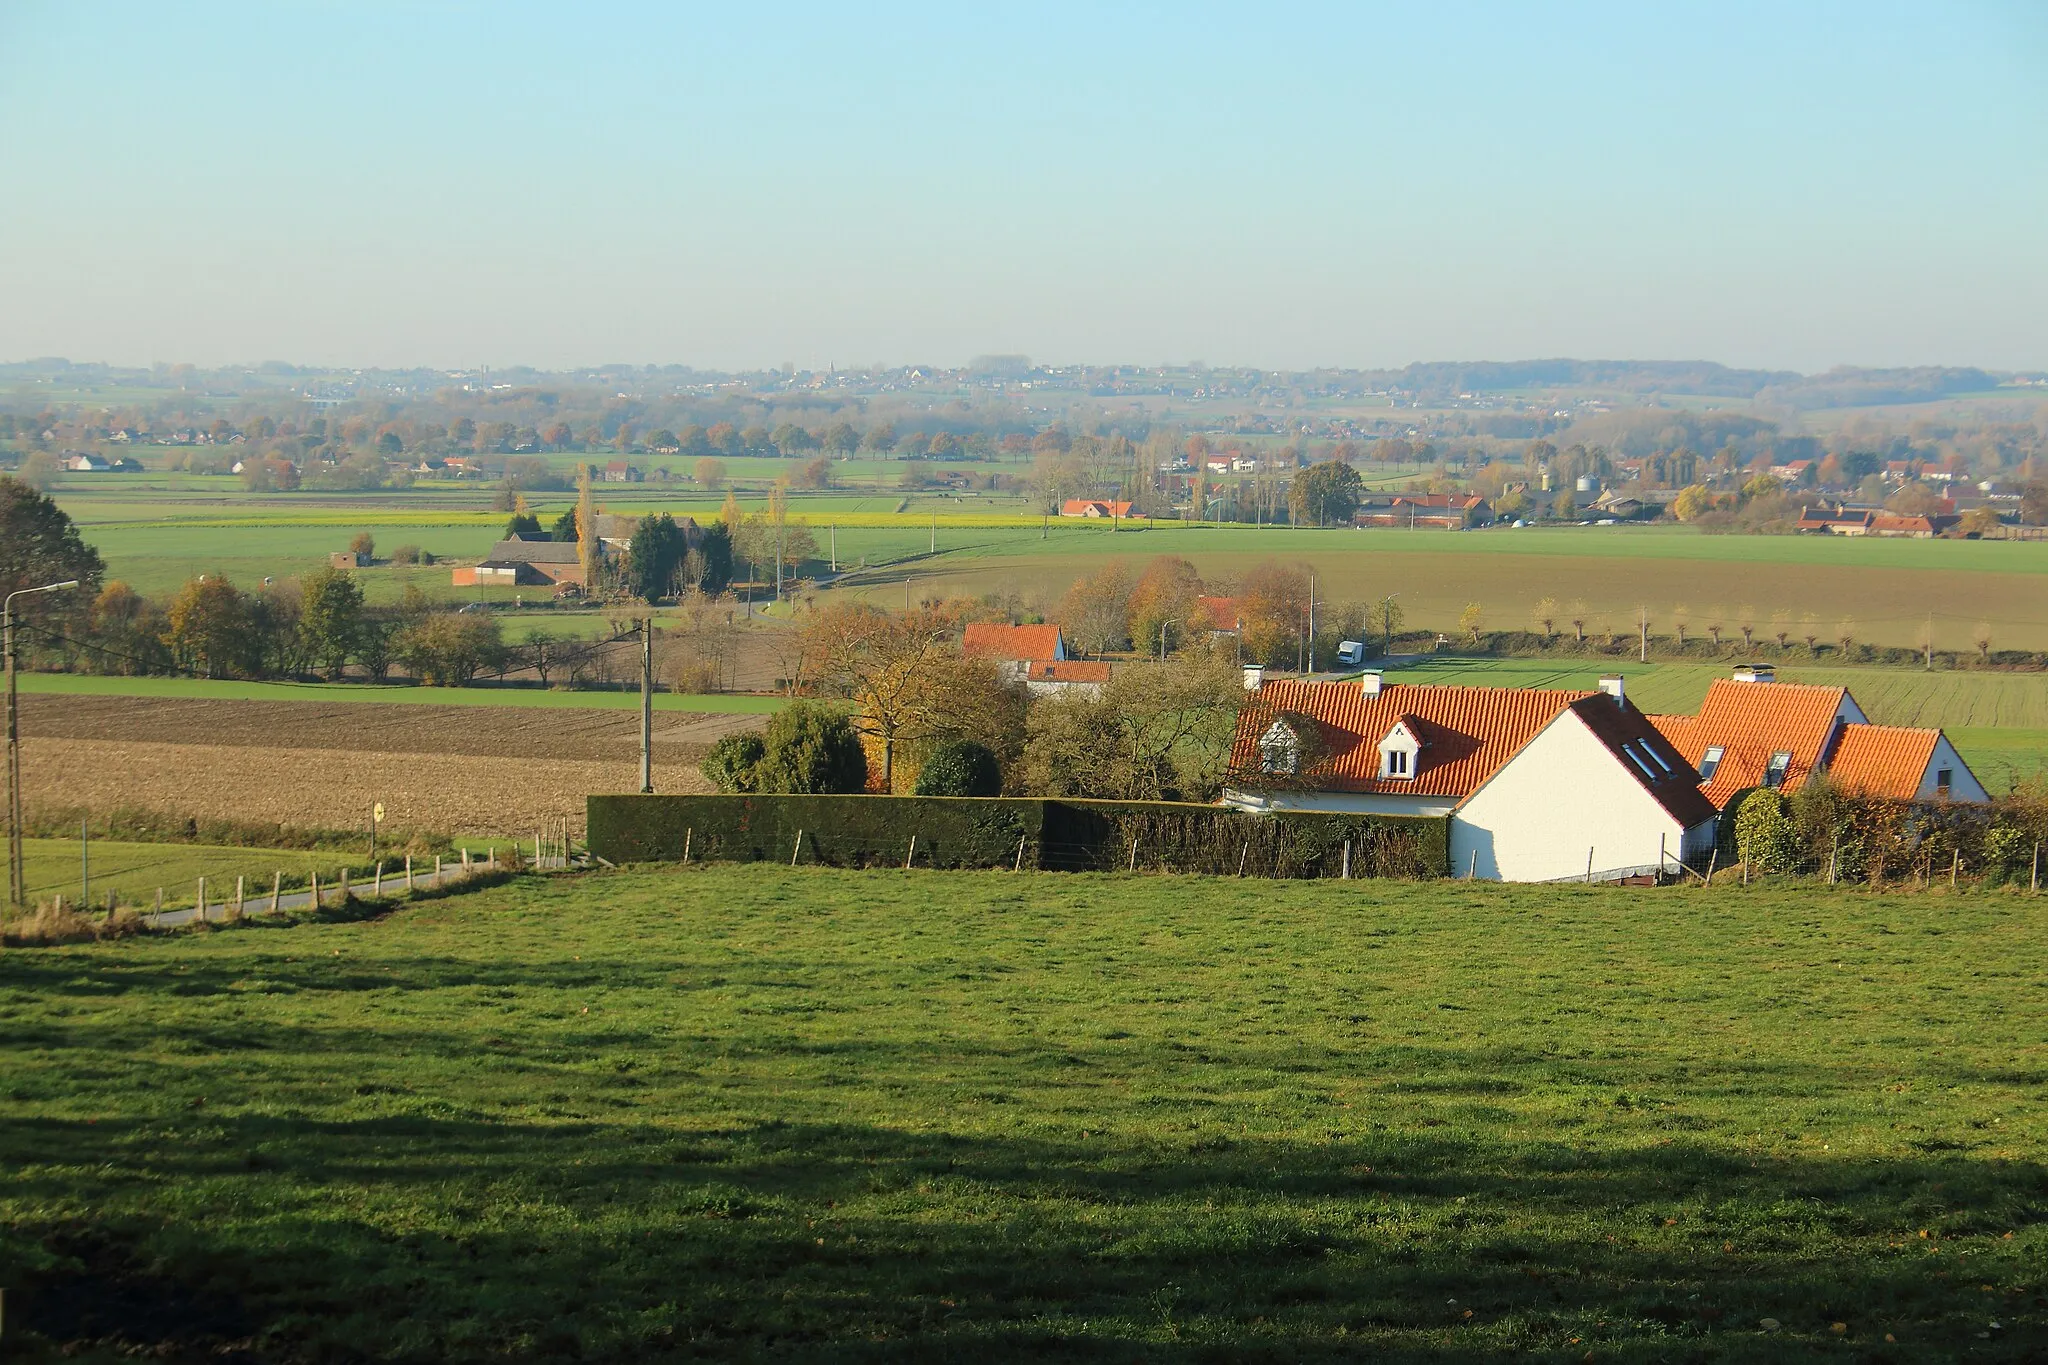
top-left (2, 867), bottom-right (2041, 1359)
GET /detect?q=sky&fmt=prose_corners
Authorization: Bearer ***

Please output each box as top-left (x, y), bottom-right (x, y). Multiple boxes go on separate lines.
top-left (2, 1), bottom-right (2045, 374)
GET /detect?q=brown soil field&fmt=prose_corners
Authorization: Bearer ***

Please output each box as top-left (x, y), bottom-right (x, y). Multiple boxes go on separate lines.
top-left (16, 697), bottom-right (758, 839)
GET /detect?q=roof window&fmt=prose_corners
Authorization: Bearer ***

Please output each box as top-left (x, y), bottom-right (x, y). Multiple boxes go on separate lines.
top-left (1699, 745), bottom-right (1725, 781)
top-left (1764, 751), bottom-right (1793, 788)
top-left (1258, 720), bottom-right (1299, 775)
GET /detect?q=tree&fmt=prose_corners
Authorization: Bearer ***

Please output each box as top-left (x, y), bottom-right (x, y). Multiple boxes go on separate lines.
top-left (15, 451), bottom-right (59, 491)
top-left (349, 531), bottom-right (375, 561)
top-left (627, 514), bottom-right (688, 602)
top-left (755, 702), bottom-right (867, 794)
top-left (166, 575), bottom-right (255, 679)
top-left (796, 456), bottom-right (833, 489)
top-left (1, 477), bottom-right (103, 626)
top-left (505, 512), bottom-right (543, 538)
top-left (693, 522), bottom-right (734, 595)
top-left (523, 630), bottom-right (564, 686)
top-left (2020, 482), bottom-right (2048, 527)
top-left (1057, 561), bottom-right (1134, 656)
top-left (550, 509), bottom-right (579, 541)
top-left (89, 580), bottom-right (169, 675)
top-left (1459, 601), bottom-right (1485, 645)
top-left (1671, 484), bottom-right (1715, 522)
top-left (1125, 556), bottom-right (1206, 657)
top-left (395, 612), bottom-right (504, 686)
top-left (1532, 597), bottom-right (1559, 640)
top-left (1020, 652), bottom-right (1243, 802)
top-left (1958, 505), bottom-right (2002, 536)
top-left (694, 457), bottom-right (727, 489)
top-left (912, 740), bottom-right (1002, 797)
top-left (1287, 459), bottom-right (1362, 527)
top-left (299, 566), bottom-right (365, 679)
top-left (702, 731), bottom-right (766, 793)
top-left (1237, 561), bottom-right (1311, 667)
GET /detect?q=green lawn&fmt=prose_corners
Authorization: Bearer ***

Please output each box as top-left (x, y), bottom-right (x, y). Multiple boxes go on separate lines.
top-left (12, 672), bottom-right (786, 713)
top-left (1, 867), bottom-right (2041, 1359)
top-left (19, 839), bottom-right (367, 910)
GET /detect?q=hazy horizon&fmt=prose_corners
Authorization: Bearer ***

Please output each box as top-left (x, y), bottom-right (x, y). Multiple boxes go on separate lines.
top-left (4, 1), bottom-right (2044, 374)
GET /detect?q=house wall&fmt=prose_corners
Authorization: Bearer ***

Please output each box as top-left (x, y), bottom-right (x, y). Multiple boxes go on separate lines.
top-left (1221, 787), bottom-right (1457, 818)
top-left (1916, 735), bottom-right (1991, 803)
top-left (1450, 711), bottom-right (1711, 881)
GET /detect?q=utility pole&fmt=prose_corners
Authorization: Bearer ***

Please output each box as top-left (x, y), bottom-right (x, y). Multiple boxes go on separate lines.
top-left (829, 524), bottom-right (837, 574)
top-left (640, 619), bottom-right (654, 794)
top-left (1925, 611), bottom-right (1933, 671)
top-left (6, 580), bottom-right (80, 909)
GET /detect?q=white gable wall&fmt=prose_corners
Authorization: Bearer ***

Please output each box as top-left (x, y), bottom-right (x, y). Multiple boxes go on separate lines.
top-left (1451, 710), bottom-right (1712, 881)
top-left (1916, 734), bottom-right (1990, 803)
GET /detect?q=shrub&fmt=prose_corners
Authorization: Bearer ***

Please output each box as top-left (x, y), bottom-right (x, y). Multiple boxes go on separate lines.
top-left (913, 740), bottom-right (1002, 797)
top-left (1734, 790), bottom-right (1799, 873)
top-left (1983, 823), bottom-right (2028, 881)
top-left (389, 544), bottom-right (426, 565)
top-left (756, 704), bottom-right (868, 794)
top-left (702, 732), bottom-right (766, 793)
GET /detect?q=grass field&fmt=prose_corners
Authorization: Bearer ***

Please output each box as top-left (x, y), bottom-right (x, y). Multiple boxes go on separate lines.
top-left (1, 866), bottom-right (2041, 1359)
top-left (11, 672), bottom-right (785, 713)
top-left (19, 839), bottom-right (366, 910)
top-left (42, 478), bottom-right (2048, 646)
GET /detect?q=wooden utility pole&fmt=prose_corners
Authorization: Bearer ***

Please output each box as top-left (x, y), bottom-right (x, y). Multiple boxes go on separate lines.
top-left (640, 619), bottom-right (655, 794)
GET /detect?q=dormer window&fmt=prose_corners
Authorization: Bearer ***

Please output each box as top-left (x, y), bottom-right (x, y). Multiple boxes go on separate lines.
top-left (1378, 720), bottom-right (1421, 780)
top-left (1258, 720), bottom-right (1300, 775)
top-left (1764, 751), bottom-right (1792, 788)
top-left (1698, 745), bottom-right (1724, 781)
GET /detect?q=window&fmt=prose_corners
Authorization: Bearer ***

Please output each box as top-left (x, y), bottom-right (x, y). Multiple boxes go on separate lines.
top-left (1698, 745), bottom-right (1724, 782)
top-left (1258, 721), bottom-right (1299, 775)
top-left (1620, 742), bottom-right (1657, 780)
top-left (1764, 751), bottom-right (1793, 788)
top-left (1936, 767), bottom-right (1953, 797)
top-left (1384, 748), bottom-right (1409, 777)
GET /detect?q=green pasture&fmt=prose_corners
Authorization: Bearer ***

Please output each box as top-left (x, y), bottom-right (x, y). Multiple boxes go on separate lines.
top-left (18, 839), bottom-right (364, 911)
top-left (11, 672), bottom-right (786, 713)
top-left (1, 866), bottom-right (2041, 1358)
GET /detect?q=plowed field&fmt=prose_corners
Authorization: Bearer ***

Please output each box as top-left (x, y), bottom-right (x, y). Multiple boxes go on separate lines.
top-left (16, 697), bottom-right (753, 838)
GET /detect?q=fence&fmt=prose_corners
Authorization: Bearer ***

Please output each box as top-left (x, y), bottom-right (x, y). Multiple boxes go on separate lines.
top-left (586, 794), bottom-right (1448, 879)
top-left (1717, 784), bottom-right (2048, 889)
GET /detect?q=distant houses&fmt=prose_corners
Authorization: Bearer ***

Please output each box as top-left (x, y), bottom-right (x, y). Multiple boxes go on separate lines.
top-left (1353, 494), bottom-right (1492, 529)
top-left (1059, 499), bottom-right (1141, 519)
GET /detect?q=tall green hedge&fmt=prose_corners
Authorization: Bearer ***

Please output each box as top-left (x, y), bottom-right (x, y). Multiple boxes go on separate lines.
top-left (587, 795), bottom-right (1446, 879)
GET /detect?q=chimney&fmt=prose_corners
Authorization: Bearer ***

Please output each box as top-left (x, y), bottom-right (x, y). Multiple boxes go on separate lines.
top-left (1360, 671), bottom-right (1383, 697)
top-left (1241, 664), bottom-right (1265, 692)
top-left (1596, 674), bottom-right (1625, 707)
top-left (1732, 664), bottom-right (1775, 684)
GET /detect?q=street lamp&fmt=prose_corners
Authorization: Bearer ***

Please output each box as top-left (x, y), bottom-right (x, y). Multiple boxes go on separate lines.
top-left (1379, 593), bottom-right (1401, 661)
top-left (7, 580), bottom-right (80, 909)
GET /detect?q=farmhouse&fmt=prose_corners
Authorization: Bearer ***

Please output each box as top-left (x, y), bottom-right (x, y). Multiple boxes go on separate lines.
top-left (602, 461), bottom-right (643, 483)
top-left (1023, 659), bottom-right (1110, 698)
top-left (1648, 668), bottom-right (1987, 806)
top-left (1352, 494), bottom-right (1492, 529)
top-left (963, 622), bottom-right (1067, 681)
top-left (329, 550), bottom-right (368, 569)
top-left (1225, 674), bottom-right (1717, 882)
top-left (1059, 499), bottom-right (1141, 519)
top-left (451, 537), bottom-right (587, 588)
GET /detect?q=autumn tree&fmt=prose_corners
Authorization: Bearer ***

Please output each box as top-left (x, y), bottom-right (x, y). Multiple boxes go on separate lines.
top-left (1236, 561), bottom-right (1311, 667)
top-left (1020, 652), bottom-right (1244, 802)
top-left (1125, 556), bottom-right (1206, 658)
top-left (300, 566), bottom-right (365, 679)
top-left (166, 575), bottom-right (256, 678)
top-left (1057, 561), bottom-right (1134, 656)
top-left (1287, 459), bottom-right (1363, 527)
top-left (694, 457), bottom-right (728, 489)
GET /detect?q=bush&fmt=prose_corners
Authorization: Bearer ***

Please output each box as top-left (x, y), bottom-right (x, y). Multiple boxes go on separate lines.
top-left (1734, 790), bottom-right (1799, 872)
top-left (702, 732), bottom-right (766, 793)
top-left (1983, 823), bottom-right (2028, 881)
top-left (389, 544), bottom-right (432, 565)
top-left (756, 704), bottom-right (867, 794)
top-left (913, 740), bottom-right (1002, 797)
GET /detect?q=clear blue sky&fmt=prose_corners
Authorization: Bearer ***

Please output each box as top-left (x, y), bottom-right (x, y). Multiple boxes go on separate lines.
top-left (2, 1), bottom-right (2043, 373)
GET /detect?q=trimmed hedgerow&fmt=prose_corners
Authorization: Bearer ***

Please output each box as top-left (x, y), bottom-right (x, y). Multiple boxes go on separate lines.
top-left (587, 794), bottom-right (1447, 879)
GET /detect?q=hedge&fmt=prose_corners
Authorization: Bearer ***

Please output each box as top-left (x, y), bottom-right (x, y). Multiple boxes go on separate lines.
top-left (587, 795), bottom-right (1447, 880)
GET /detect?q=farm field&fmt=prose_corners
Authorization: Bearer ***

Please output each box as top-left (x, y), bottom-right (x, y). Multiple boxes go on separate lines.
top-left (13, 696), bottom-right (756, 837)
top-left (18, 838), bottom-right (367, 911)
top-left (42, 480), bottom-right (2048, 647)
top-left (1, 866), bottom-right (2042, 1359)
top-left (11, 672), bottom-right (785, 713)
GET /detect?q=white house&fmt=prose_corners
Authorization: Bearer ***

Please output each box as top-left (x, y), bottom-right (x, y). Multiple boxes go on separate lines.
top-left (1225, 674), bottom-right (1719, 882)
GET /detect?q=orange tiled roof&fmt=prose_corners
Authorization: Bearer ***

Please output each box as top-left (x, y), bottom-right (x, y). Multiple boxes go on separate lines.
top-left (1231, 680), bottom-right (1714, 826)
top-left (1026, 660), bottom-right (1110, 683)
top-left (963, 622), bottom-right (1064, 661)
top-left (1823, 725), bottom-right (1938, 800)
top-left (1648, 679), bottom-right (1852, 808)
top-left (1197, 596), bottom-right (1241, 630)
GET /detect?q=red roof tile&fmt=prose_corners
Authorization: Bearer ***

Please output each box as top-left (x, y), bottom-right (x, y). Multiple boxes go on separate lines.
top-left (963, 622), bottom-right (1065, 661)
top-left (1824, 725), bottom-right (1939, 800)
top-left (1648, 679), bottom-right (1852, 808)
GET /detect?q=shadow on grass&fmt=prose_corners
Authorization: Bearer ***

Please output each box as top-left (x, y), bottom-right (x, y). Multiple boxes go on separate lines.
top-left (1, 1111), bottom-right (2042, 1363)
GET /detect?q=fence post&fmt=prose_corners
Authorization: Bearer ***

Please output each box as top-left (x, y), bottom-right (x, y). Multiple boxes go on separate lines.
top-left (406, 854), bottom-right (414, 892)
top-left (154, 886), bottom-right (162, 914)
top-left (1128, 836), bottom-right (1138, 873)
top-left (1466, 848), bottom-right (1476, 880)
top-left (535, 830), bottom-right (542, 867)
top-left (682, 828), bottom-right (692, 864)
top-left (339, 867), bottom-right (349, 902)
top-left (791, 830), bottom-right (804, 866)
top-left (271, 870), bottom-right (281, 913)
top-left (1238, 840), bottom-right (1250, 877)
top-left (234, 875), bottom-right (244, 918)
top-left (373, 862), bottom-right (383, 897)
top-left (1829, 829), bottom-right (1839, 884)
top-left (310, 871), bottom-right (319, 909)
top-left (1702, 848), bottom-right (1717, 888)
top-left (2033, 840), bottom-right (2040, 893)
top-left (1584, 849), bottom-right (1594, 885)
top-left (196, 876), bottom-right (206, 923)
top-left (904, 834), bottom-right (917, 870)
top-left (1950, 849), bottom-right (1959, 889)
top-left (1342, 840), bottom-right (1352, 880)
top-left (1014, 834), bottom-right (1026, 873)
top-left (1659, 833), bottom-right (1666, 881)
